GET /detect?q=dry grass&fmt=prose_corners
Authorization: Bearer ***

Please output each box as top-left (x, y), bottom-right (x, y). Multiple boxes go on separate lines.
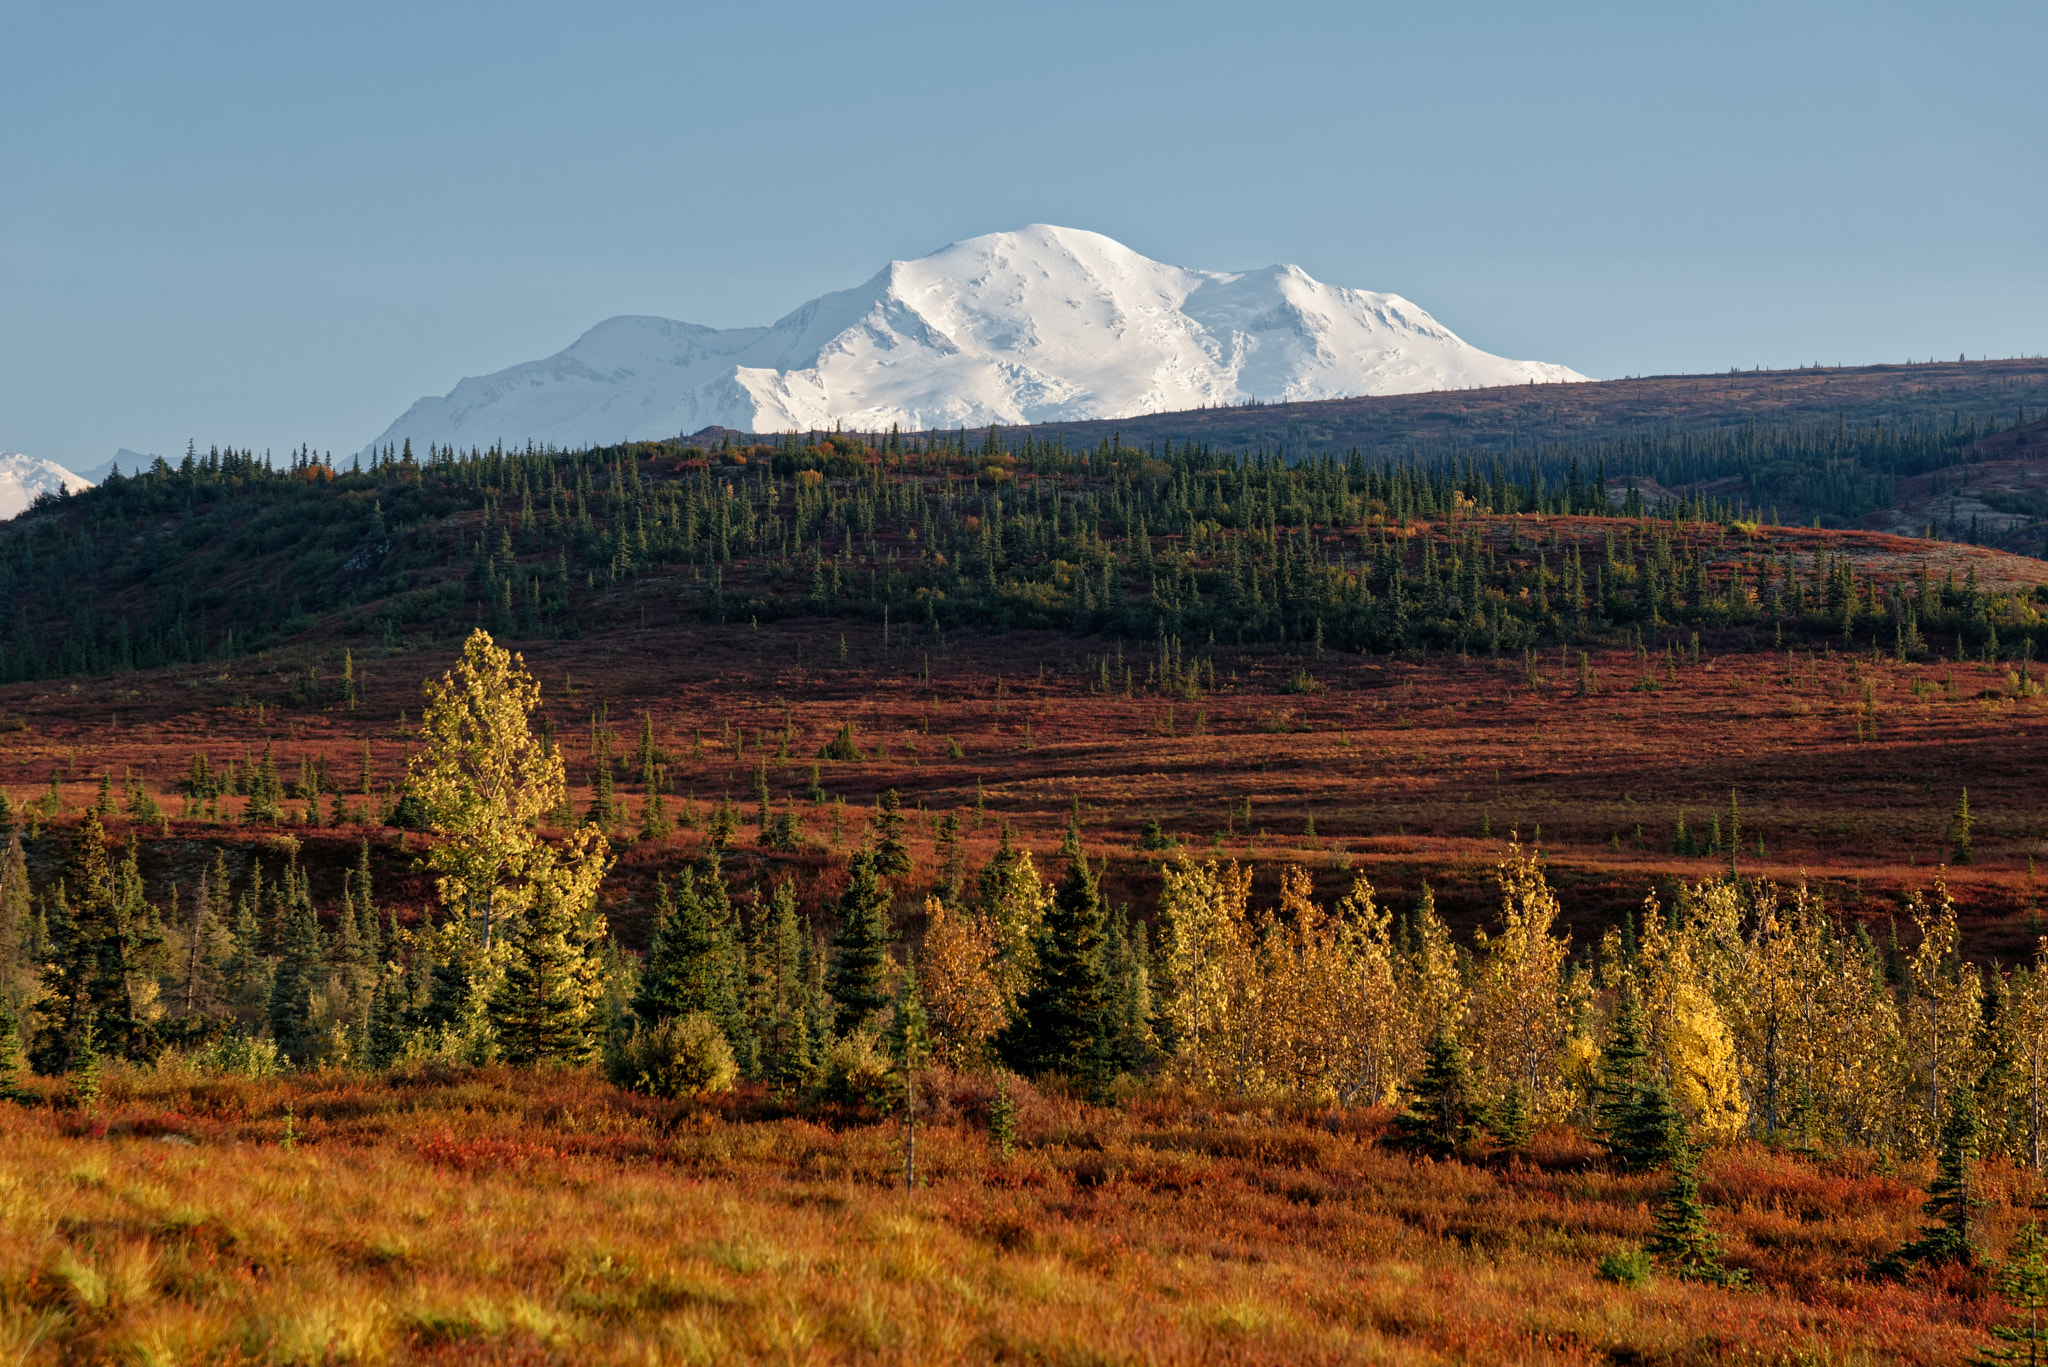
top-left (0, 1066), bottom-right (2026, 1364)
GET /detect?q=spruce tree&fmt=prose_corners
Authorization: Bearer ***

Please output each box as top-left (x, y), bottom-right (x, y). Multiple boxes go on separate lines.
top-left (752, 879), bottom-right (809, 1087)
top-left (245, 742), bottom-right (284, 824)
top-left (1102, 904), bottom-right (1158, 1076)
top-left (586, 762), bottom-right (618, 829)
top-left (636, 711), bottom-right (658, 788)
top-left (634, 871), bottom-right (735, 1025)
top-left (176, 863), bottom-right (230, 1023)
top-left (891, 963), bottom-right (932, 1189)
top-left (1647, 1138), bottom-right (1745, 1284)
top-left (1596, 988), bottom-right (1653, 1151)
top-left (1614, 1075), bottom-right (1684, 1175)
top-left (268, 884), bottom-right (326, 1065)
top-left (1487, 1084), bottom-right (1533, 1157)
top-left (30, 813), bottom-right (160, 1071)
top-left (932, 811), bottom-right (964, 907)
top-left (828, 846), bottom-right (894, 1034)
top-left (0, 827), bottom-right (34, 1014)
top-left (220, 880), bottom-right (273, 1034)
top-left (1953, 788), bottom-right (1977, 865)
top-left (1596, 989), bottom-right (1682, 1173)
top-left (423, 922), bottom-right (493, 1045)
top-left (1390, 1028), bottom-right (1482, 1159)
top-left (875, 788), bottom-right (912, 877)
top-left (638, 788), bottom-right (670, 841)
top-left (1880, 1085), bottom-right (1984, 1272)
top-left (1978, 1220), bottom-right (2048, 1366)
top-left (492, 883), bottom-right (605, 1065)
top-left (367, 964), bottom-right (410, 1068)
top-left (67, 1017), bottom-right (102, 1112)
top-left (1001, 824), bottom-right (1108, 1081)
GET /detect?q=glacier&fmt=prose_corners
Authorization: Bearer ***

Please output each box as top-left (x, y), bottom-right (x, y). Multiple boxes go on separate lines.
top-left (362, 225), bottom-right (1587, 453)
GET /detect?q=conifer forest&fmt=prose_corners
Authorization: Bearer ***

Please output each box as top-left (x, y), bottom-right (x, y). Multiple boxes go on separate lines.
top-left (9, 364), bottom-right (2048, 1363)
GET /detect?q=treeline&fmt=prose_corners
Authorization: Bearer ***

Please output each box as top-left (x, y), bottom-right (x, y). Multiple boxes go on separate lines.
top-left (5, 783), bottom-right (2042, 1177)
top-left (4, 418), bottom-right (2044, 684)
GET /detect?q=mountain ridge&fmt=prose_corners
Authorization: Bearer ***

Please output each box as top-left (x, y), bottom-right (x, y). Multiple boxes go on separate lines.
top-left (363, 225), bottom-right (1585, 453)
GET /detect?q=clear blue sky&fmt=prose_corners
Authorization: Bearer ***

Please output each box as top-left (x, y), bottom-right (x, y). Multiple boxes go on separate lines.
top-left (3, 0), bottom-right (2043, 468)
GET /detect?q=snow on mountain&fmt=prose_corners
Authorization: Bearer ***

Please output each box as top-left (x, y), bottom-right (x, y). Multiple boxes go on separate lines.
top-left (363, 225), bottom-right (1587, 452)
top-left (0, 453), bottom-right (94, 520)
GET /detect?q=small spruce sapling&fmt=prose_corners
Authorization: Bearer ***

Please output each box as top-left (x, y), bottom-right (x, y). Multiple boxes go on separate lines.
top-left (1952, 788), bottom-right (1976, 866)
top-left (1978, 1219), bottom-right (2048, 1365)
top-left (891, 964), bottom-right (932, 1190)
top-left (1647, 1136), bottom-right (1746, 1285)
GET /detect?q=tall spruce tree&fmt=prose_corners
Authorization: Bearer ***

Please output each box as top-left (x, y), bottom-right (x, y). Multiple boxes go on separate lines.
top-left (634, 870), bottom-right (736, 1026)
top-left (1001, 823), bottom-right (1109, 1080)
top-left (1, 827), bottom-right (37, 1017)
top-left (750, 879), bottom-right (809, 1087)
top-left (268, 880), bottom-right (325, 1065)
top-left (1103, 904), bottom-right (1158, 1075)
top-left (220, 878), bottom-right (273, 1034)
top-left (492, 882), bottom-right (607, 1064)
top-left (828, 846), bottom-right (895, 1034)
top-left (932, 811), bottom-right (964, 907)
top-left (875, 788), bottom-right (912, 877)
top-left (30, 813), bottom-right (163, 1071)
top-left (1596, 988), bottom-right (1680, 1172)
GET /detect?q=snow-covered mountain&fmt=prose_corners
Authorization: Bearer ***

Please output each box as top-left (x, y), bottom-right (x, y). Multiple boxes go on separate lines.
top-left (0, 453), bottom-right (94, 520)
top-left (363, 225), bottom-right (1587, 452)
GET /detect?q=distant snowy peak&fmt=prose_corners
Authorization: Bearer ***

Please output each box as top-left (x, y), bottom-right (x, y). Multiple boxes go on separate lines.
top-left (0, 453), bottom-right (94, 521)
top-left (363, 224), bottom-right (1586, 453)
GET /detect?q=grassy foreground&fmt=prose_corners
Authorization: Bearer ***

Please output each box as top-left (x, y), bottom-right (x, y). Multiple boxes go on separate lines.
top-left (0, 1067), bottom-right (2019, 1365)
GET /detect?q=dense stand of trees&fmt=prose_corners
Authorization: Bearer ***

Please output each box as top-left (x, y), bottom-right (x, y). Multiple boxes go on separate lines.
top-left (3, 410), bottom-right (2042, 684)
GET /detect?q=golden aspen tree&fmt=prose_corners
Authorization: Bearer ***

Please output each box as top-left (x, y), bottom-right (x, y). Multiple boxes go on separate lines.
top-left (1900, 880), bottom-right (1984, 1153)
top-left (1324, 871), bottom-right (1407, 1106)
top-left (2011, 944), bottom-right (2048, 1170)
top-left (408, 630), bottom-right (610, 1054)
top-left (1622, 887), bottom-right (1747, 1142)
top-left (917, 895), bottom-right (1007, 1067)
top-left (1798, 923), bottom-right (1906, 1151)
top-left (1719, 881), bottom-right (1825, 1140)
top-left (410, 630), bottom-right (608, 948)
top-left (1156, 854), bottom-right (1254, 1094)
top-left (1468, 841), bottom-right (1579, 1121)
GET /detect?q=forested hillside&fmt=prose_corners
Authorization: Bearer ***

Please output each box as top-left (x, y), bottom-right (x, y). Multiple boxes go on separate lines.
top-left (5, 401), bottom-right (2048, 686)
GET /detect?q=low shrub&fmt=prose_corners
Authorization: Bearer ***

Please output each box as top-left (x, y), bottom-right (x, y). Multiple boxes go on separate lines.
top-left (1598, 1249), bottom-right (1654, 1287)
top-left (820, 1028), bottom-right (895, 1111)
top-left (609, 1014), bottom-right (736, 1099)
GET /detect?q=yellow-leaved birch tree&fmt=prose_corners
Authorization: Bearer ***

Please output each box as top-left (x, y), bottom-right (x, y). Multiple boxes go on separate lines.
top-left (408, 630), bottom-right (610, 1050)
top-left (1469, 840), bottom-right (1579, 1122)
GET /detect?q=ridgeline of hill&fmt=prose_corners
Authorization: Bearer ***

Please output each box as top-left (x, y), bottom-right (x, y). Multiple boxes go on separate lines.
top-left (972, 358), bottom-right (2048, 455)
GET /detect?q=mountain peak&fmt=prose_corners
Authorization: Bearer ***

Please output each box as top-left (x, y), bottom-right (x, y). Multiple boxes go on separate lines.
top-left (0, 453), bottom-right (94, 521)
top-left (362, 227), bottom-right (1585, 452)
